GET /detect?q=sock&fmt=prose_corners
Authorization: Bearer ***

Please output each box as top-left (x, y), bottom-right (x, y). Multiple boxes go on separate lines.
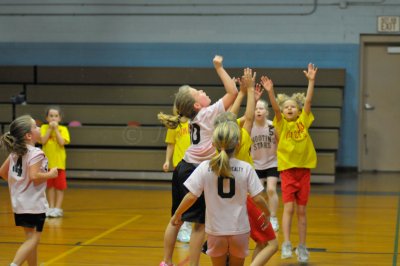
top-left (10, 263), bottom-right (18, 266)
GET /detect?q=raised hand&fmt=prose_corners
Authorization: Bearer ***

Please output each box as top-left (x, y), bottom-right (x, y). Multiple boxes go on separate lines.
top-left (213, 55), bottom-right (223, 69)
top-left (254, 83), bottom-right (263, 102)
top-left (303, 63), bottom-right (318, 81)
top-left (240, 67), bottom-right (255, 91)
top-left (260, 76), bottom-right (274, 92)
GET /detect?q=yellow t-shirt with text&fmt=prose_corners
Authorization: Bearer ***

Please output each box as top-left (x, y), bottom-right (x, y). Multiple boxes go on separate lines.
top-left (40, 124), bottom-right (70, 169)
top-left (165, 121), bottom-right (190, 168)
top-left (273, 111), bottom-right (317, 171)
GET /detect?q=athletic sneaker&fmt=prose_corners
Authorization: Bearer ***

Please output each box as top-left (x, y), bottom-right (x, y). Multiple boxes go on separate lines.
top-left (270, 216), bottom-right (279, 232)
top-left (295, 244), bottom-right (309, 262)
top-left (49, 208), bottom-right (63, 218)
top-left (281, 241), bottom-right (293, 259)
top-left (159, 261), bottom-right (174, 266)
top-left (46, 208), bottom-right (54, 217)
top-left (177, 222), bottom-right (191, 243)
top-left (177, 228), bottom-right (190, 243)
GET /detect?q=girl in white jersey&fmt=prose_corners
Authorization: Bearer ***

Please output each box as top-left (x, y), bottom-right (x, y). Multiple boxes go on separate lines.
top-left (158, 55), bottom-right (238, 266)
top-left (171, 121), bottom-right (270, 266)
top-left (251, 99), bottom-right (280, 232)
top-left (0, 115), bottom-right (58, 266)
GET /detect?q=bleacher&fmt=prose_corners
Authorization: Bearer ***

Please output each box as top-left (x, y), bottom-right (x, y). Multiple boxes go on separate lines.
top-left (0, 66), bottom-right (345, 183)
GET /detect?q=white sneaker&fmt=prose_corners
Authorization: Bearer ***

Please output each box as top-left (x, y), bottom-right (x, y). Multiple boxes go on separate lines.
top-left (183, 222), bottom-right (192, 236)
top-left (270, 216), bottom-right (279, 232)
top-left (177, 222), bottom-right (191, 243)
top-left (46, 208), bottom-right (54, 217)
top-left (281, 241), bottom-right (293, 259)
top-left (177, 229), bottom-right (190, 243)
top-left (50, 208), bottom-right (63, 218)
top-left (295, 244), bottom-right (309, 262)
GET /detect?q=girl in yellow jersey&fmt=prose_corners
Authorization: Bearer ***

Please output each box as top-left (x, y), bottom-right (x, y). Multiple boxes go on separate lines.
top-left (162, 107), bottom-right (192, 243)
top-left (261, 63), bottom-right (318, 263)
top-left (40, 106), bottom-right (70, 218)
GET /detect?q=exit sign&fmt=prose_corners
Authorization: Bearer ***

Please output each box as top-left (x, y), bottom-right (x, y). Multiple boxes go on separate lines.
top-left (378, 16), bottom-right (400, 32)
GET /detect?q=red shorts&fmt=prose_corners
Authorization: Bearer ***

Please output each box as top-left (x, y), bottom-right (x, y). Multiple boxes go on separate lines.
top-left (280, 168), bottom-right (310, 205)
top-left (246, 196), bottom-right (276, 244)
top-left (47, 169), bottom-right (67, 190)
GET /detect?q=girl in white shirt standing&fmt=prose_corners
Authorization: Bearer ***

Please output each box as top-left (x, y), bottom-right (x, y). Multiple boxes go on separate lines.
top-left (171, 121), bottom-right (270, 266)
top-left (251, 99), bottom-right (280, 232)
top-left (0, 115), bottom-right (58, 266)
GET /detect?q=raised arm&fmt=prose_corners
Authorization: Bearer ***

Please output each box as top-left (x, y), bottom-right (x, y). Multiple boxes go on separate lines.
top-left (0, 157), bottom-right (10, 180)
top-left (229, 77), bottom-right (246, 116)
top-left (260, 76), bottom-right (282, 122)
top-left (213, 55), bottom-right (238, 110)
top-left (303, 63), bottom-right (318, 114)
top-left (241, 68), bottom-right (256, 135)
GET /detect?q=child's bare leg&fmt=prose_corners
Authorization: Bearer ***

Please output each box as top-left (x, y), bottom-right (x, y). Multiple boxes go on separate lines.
top-left (47, 187), bottom-right (55, 208)
top-left (26, 244), bottom-right (37, 266)
top-left (189, 223), bottom-right (205, 266)
top-left (55, 189), bottom-right (64, 209)
top-left (297, 205), bottom-right (307, 245)
top-left (266, 177), bottom-right (279, 217)
top-left (13, 228), bottom-right (41, 266)
top-left (162, 222), bottom-right (180, 264)
top-left (228, 255), bottom-right (245, 266)
top-left (251, 239), bottom-right (278, 266)
top-left (282, 202), bottom-right (294, 242)
top-left (210, 254), bottom-right (228, 266)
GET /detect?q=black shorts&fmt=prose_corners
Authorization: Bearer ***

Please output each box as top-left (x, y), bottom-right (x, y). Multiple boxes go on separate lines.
top-left (14, 213), bottom-right (46, 232)
top-left (255, 167), bottom-right (279, 179)
top-left (171, 160), bottom-right (205, 224)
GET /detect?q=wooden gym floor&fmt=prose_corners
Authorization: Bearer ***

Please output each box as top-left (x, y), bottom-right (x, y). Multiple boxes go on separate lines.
top-left (0, 171), bottom-right (399, 266)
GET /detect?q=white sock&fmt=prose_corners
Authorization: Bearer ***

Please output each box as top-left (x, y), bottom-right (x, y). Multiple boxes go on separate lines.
top-left (10, 263), bottom-right (18, 266)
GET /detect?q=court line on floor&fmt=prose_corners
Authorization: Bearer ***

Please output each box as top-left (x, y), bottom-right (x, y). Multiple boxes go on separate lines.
top-left (393, 195), bottom-right (400, 266)
top-left (41, 215), bottom-right (142, 266)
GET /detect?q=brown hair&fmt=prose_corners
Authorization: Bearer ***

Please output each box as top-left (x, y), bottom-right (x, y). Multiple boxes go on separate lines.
top-left (0, 115), bottom-right (33, 157)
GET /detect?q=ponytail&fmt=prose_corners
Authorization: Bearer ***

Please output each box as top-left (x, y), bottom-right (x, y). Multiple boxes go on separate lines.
top-left (210, 121), bottom-right (240, 178)
top-left (157, 85), bottom-right (198, 129)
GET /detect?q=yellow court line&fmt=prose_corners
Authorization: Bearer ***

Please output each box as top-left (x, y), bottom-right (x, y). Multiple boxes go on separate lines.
top-left (42, 215), bottom-right (142, 266)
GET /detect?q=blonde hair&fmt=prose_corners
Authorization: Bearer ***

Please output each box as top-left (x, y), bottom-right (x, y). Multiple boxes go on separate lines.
top-left (158, 85), bottom-right (197, 129)
top-left (276, 93), bottom-right (305, 111)
top-left (213, 112), bottom-right (237, 127)
top-left (209, 121), bottom-right (240, 178)
top-left (0, 115), bottom-right (33, 157)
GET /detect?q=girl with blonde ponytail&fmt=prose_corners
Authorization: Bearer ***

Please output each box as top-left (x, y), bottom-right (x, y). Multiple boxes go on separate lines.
top-left (170, 121), bottom-right (270, 266)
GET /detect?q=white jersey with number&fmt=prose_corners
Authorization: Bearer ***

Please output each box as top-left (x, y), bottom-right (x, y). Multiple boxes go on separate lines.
top-left (8, 145), bottom-right (49, 214)
top-left (184, 158), bottom-right (264, 236)
top-left (184, 99), bottom-right (225, 164)
top-left (251, 120), bottom-right (278, 170)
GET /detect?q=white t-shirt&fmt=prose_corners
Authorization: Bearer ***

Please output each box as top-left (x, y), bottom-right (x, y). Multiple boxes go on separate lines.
top-left (251, 120), bottom-right (278, 170)
top-left (184, 158), bottom-right (264, 236)
top-left (184, 99), bottom-right (225, 164)
top-left (8, 145), bottom-right (49, 214)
